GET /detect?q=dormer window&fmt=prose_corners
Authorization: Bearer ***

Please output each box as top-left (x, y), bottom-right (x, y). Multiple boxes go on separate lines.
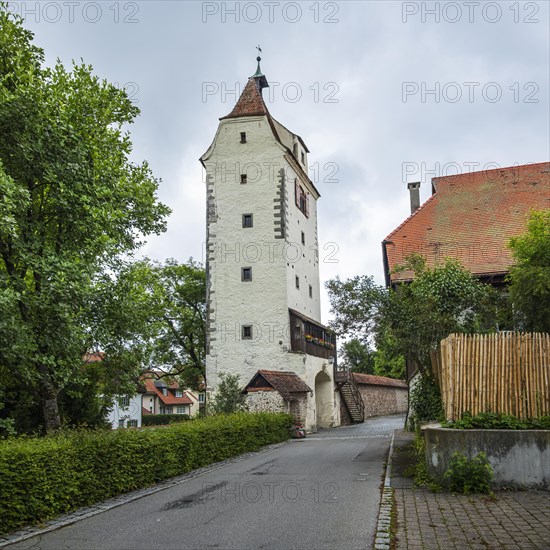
top-left (175, 390), bottom-right (183, 397)
top-left (240, 132), bottom-right (247, 143)
top-left (162, 388), bottom-right (167, 396)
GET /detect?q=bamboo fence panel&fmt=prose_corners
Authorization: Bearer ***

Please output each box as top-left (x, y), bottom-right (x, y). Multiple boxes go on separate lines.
top-left (433, 332), bottom-right (550, 420)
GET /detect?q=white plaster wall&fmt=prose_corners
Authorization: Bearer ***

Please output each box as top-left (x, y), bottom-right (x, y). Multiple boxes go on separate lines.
top-left (283, 159), bottom-right (322, 322)
top-left (203, 110), bottom-right (338, 427)
top-left (287, 353), bottom-right (340, 432)
top-left (107, 394), bottom-right (142, 429)
top-left (204, 116), bottom-right (290, 389)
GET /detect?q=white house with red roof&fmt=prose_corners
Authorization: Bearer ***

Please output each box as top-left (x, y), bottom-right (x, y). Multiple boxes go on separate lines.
top-left (141, 377), bottom-right (200, 417)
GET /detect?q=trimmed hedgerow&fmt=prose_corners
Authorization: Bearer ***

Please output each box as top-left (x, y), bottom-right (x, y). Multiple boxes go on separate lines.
top-left (141, 413), bottom-right (190, 426)
top-left (442, 412), bottom-right (550, 430)
top-left (0, 412), bottom-right (292, 535)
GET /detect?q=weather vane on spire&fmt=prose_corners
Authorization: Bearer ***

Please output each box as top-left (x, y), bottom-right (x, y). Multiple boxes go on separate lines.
top-left (256, 45), bottom-right (262, 59)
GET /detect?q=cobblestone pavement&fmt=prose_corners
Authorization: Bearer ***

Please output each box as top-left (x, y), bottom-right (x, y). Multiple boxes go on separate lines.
top-left (391, 431), bottom-right (550, 550)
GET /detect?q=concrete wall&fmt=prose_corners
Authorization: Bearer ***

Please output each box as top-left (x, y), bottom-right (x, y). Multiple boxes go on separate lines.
top-left (358, 384), bottom-right (408, 418)
top-left (424, 427), bottom-right (550, 489)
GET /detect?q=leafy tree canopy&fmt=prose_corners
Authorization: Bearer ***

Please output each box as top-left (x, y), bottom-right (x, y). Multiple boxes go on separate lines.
top-left (507, 209), bottom-right (550, 332)
top-left (0, 9), bottom-right (170, 432)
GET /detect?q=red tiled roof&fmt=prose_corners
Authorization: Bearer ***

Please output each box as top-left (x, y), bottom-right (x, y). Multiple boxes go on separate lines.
top-left (383, 163), bottom-right (550, 283)
top-left (244, 370), bottom-right (312, 400)
top-left (352, 373), bottom-right (407, 388)
top-left (220, 77), bottom-right (269, 119)
top-left (83, 351), bottom-right (104, 363)
top-left (142, 378), bottom-right (193, 405)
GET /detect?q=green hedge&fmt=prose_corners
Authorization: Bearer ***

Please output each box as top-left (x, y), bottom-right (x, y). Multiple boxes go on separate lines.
top-left (141, 413), bottom-right (190, 426)
top-left (442, 412), bottom-right (550, 430)
top-left (0, 412), bottom-right (292, 535)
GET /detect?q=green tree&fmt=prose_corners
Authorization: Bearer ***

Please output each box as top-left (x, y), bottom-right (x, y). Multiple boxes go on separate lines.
top-left (507, 209), bottom-right (550, 332)
top-left (207, 373), bottom-right (248, 415)
top-left (341, 339), bottom-right (375, 374)
top-left (0, 10), bottom-right (170, 432)
top-left (98, 258), bottom-right (206, 390)
top-left (382, 255), bottom-right (495, 374)
top-left (326, 256), bottom-right (495, 379)
top-left (372, 332), bottom-right (405, 379)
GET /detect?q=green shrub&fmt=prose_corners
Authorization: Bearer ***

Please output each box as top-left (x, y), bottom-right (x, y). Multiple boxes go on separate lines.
top-left (0, 412), bottom-right (292, 535)
top-left (442, 412), bottom-right (550, 430)
top-left (141, 414), bottom-right (190, 426)
top-left (443, 452), bottom-right (494, 494)
top-left (408, 429), bottom-right (440, 491)
top-left (408, 372), bottom-right (444, 429)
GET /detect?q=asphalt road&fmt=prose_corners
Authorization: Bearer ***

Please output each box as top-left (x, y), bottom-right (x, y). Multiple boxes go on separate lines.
top-left (8, 415), bottom-right (405, 550)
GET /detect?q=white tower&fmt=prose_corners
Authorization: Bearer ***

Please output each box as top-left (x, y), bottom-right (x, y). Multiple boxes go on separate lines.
top-left (201, 56), bottom-right (341, 431)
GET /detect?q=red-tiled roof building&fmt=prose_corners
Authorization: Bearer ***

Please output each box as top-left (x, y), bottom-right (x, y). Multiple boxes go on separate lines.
top-left (382, 162), bottom-right (549, 286)
top-left (142, 377), bottom-right (195, 416)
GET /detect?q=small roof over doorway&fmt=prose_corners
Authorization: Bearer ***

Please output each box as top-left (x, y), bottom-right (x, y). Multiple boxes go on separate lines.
top-left (243, 370), bottom-right (313, 400)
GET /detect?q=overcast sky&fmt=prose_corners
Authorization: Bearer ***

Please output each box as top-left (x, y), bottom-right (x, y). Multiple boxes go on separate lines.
top-left (8, 0), bottom-right (549, 320)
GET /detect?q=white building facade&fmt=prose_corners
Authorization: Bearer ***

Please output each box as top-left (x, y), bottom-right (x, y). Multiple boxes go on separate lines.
top-left (201, 58), bottom-right (343, 432)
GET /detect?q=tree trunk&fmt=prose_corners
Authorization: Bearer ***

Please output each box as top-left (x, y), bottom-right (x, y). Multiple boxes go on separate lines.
top-left (38, 365), bottom-right (61, 432)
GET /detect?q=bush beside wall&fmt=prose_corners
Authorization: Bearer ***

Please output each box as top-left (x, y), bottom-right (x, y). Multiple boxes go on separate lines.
top-left (0, 412), bottom-right (292, 535)
top-left (141, 414), bottom-right (190, 426)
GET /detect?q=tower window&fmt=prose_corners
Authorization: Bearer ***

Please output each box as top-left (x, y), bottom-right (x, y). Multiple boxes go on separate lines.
top-left (301, 231), bottom-right (305, 245)
top-left (240, 174), bottom-right (247, 184)
top-left (242, 325), bottom-right (253, 339)
top-left (295, 276), bottom-right (300, 289)
top-left (240, 132), bottom-right (247, 143)
top-left (242, 214), bottom-right (253, 228)
top-left (242, 267), bottom-right (252, 282)
top-left (309, 285), bottom-right (313, 298)
top-left (295, 180), bottom-right (309, 218)
top-left (301, 152), bottom-right (305, 165)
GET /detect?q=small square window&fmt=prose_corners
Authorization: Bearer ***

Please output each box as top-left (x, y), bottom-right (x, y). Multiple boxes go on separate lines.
top-left (127, 419), bottom-right (138, 428)
top-left (309, 285), bottom-right (313, 298)
top-left (242, 325), bottom-right (253, 339)
top-left (295, 276), bottom-right (300, 289)
top-left (240, 174), bottom-right (247, 184)
top-left (240, 132), bottom-right (247, 143)
top-left (242, 267), bottom-right (252, 281)
top-left (301, 231), bottom-right (305, 245)
top-left (242, 214), bottom-right (253, 228)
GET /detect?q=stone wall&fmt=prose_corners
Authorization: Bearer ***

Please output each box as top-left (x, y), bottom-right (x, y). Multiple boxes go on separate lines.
top-left (359, 385), bottom-right (408, 418)
top-left (246, 390), bottom-right (287, 414)
top-left (289, 396), bottom-right (307, 425)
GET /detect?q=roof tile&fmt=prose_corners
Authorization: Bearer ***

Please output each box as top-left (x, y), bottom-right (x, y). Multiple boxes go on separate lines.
top-left (384, 162), bottom-right (549, 282)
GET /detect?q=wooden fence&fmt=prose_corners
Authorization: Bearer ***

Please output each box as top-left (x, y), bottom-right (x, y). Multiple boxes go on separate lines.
top-left (432, 332), bottom-right (550, 420)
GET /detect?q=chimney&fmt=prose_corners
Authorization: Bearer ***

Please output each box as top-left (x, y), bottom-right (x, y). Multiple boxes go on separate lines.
top-left (407, 181), bottom-right (421, 214)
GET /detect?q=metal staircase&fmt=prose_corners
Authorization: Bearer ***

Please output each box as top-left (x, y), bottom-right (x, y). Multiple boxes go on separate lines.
top-left (335, 368), bottom-right (364, 423)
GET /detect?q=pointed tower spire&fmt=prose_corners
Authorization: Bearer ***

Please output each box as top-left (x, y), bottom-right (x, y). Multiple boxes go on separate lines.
top-left (220, 48), bottom-right (270, 120)
top-left (251, 46), bottom-right (269, 91)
